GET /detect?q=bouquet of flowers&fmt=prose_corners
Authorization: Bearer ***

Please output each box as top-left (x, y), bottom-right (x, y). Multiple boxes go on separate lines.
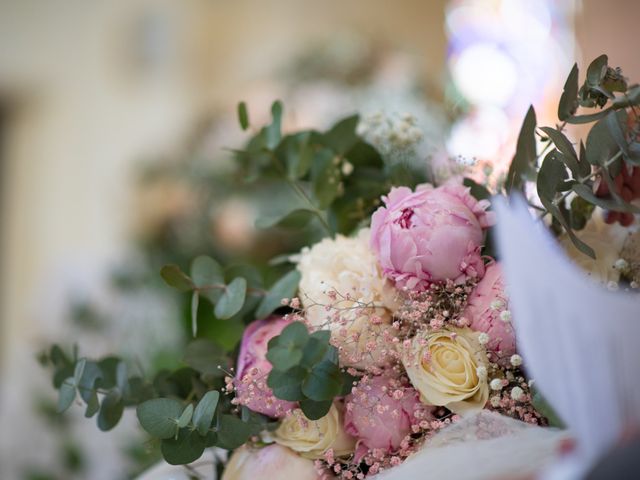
top-left (44, 54), bottom-right (640, 479)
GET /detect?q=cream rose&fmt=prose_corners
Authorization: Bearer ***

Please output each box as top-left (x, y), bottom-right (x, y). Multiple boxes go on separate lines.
top-left (273, 403), bottom-right (355, 459)
top-left (295, 228), bottom-right (399, 368)
top-left (401, 328), bottom-right (489, 415)
top-left (222, 444), bottom-right (320, 480)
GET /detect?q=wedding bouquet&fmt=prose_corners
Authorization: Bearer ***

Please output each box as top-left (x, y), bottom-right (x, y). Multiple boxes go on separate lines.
top-left (44, 54), bottom-right (640, 479)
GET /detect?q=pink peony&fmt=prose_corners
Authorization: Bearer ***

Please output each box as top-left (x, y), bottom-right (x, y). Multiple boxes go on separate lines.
top-left (370, 183), bottom-right (495, 291)
top-left (462, 262), bottom-right (516, 362)
top-left (344, 374), bottom-right (428, 454)
top-left (234, 315), bottom-right (297, 418)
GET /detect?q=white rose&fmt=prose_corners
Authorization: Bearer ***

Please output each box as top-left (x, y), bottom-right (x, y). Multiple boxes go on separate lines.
top-left (401, 328), bottom-right (489, 415)
top-left (295, 228), bottom-right (399, 368)
top-left (560, 210), bottom-right (630, 284)
top-left (273, 403), bottom-right (355, 459)
top-left (222, 444), bottom-right (319, 480)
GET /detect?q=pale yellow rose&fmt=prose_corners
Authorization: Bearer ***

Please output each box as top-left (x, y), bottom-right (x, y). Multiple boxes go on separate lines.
top-left (222, 444), bottom-right (320, 480)
top-left (401, 328), bottom-right (489, 415)
top-left (295, 228), bottom-right (399, 369)
top-left (273, 403), bottom-right (355, 459)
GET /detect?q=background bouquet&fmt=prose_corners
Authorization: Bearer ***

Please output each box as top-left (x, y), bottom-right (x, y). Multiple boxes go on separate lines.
top-left (44, 53), bottom-right (640, 479)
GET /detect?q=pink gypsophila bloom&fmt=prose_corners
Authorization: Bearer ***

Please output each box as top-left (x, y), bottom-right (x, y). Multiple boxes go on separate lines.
top-left (344, 374), bottom-right (430, 455)
top-left (234, 315), bottom-right (297, 418)
top-left (462, 261), bottom-right (516, 362)
top-left (370, 183), bottom-right (495, 291)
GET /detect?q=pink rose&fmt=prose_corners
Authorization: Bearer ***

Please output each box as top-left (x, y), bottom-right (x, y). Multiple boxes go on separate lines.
top-left (344, 374), bottom-right (428, 454)
top-left (235, 315), bottom-right (297, 418)
top-left (370, 183), bottom-right (495, 290)
top-left (222, 444), bottom-right (320, 480)
top-left (463, 262), bottom-right (516, 362)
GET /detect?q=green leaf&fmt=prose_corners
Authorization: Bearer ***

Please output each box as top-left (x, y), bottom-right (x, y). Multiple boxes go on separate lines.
top-left (266, 321), bottom-right (309, 371)
top-left (272, 321), bottom-right (309, 348)
top-left (300, 335), bottom-right (330, 368)
top-left (237, 101), bottom-right (249, 131)
top-left (299, 398), bottom-right (332, 420)
top-left (586, 115), bottom-right (619, 166)
top-left (572, 183), bottom-right (640, 214)
top-left (183, 339), bottom-right (228, 376)
top-left (312, 148), bottom-right (341, 209)
top-left (77, 361), bottom-right (103, 403)
top-left (137, 398), bottom-right (183, 439)
top-left (279, 132), bottom-right (313, 179)
top-left (84, 391), bottom-right (100, 418)
top-left (567, 107), bottom-right (613, 125)
top-left (177, 404), bottom-right (194, 429)
top-left (160, 265), bottom-right (194, 292)
top-left (255, 270), bottom-right (301, 319)
top-left (264, 101), bottom-right (283, 149)
top-left (254, 208), bottom-right (316, 230)
top-left (215, 414), bottom-right (256, 450)
top-left (558, 63), bottom-right (579, 121)
top-left (191, 255), bottom-right (224, 288)
top-left (612, 84), bottom-right (640, 108)
top-left (323, 114), bottom-right (360, 154)
top-left (97, 390), bottom-right (124, 431)
top-left (267, 366), bottom-right (307, 401)
top-left (57, 378), bottom-right (76, 413)
top-left (191, 291), bottom-right (199, 338)
top-left (302, 360), bottom-right (343, 401)
top-left (586, 54), bottom-right (608, 87)
top-left (116, 362), bottom-right (129, 396)
top-left (344, 140), bottom-right (384, 168)
top-left (506, 106), bottom-right (537, 193)
top-left (161, 429), bottom-right (206, 465)
top-left (539, 127), bottom-right (580, 175)
top-left (266, 345), bottom-right (303, 371)
top-left (73, 358), bottom-right (86, 384)
top-left (214, 277), bottom-right (247, 319)
top-left (570, 195), bottom-right (595, 230)
top-left (463, 177), bottom-right (491, 201)
top-left (605, 109), bottom-right (629, 157)
top-left (193, 391), bottom-right (220, 436)
top-left (225, 264), bottom-right (263, 290)
top-left (537, 151), bottom-right (568, 204)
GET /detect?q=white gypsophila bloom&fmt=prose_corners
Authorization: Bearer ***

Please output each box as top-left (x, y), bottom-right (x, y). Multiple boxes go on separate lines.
top-left (490, 379), bottom-right (504, 391)
top-left (510, 354), bottom-right (523, 367)
top-left (295, 228), bottom-right (399, 368)
top-left (499, 310), bottom-right (512, 323)
top-left (478, 332), bottom-right (490, 345)
top-left (560, 210), bottom-right (632, 284)
top-left (510, 387), bottom-right (525, 402)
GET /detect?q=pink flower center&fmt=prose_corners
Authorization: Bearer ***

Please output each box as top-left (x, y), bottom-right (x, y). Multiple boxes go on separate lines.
top-left (396, 208), bottom-right (414, 229)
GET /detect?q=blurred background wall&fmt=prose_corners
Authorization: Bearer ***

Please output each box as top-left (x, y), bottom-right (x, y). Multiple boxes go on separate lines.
top-left (0, 0), bottom-right (638, 479)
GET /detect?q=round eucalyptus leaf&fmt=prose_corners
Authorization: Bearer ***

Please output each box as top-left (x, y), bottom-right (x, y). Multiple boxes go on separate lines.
top-left (136, 398), bottom-right (183, 439)
top-left (161, 429), bottom-right (206, 465)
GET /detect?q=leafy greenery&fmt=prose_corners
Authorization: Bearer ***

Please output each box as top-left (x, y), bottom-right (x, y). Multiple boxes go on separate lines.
top-left (266, 322), bottom-right (356, 420)
top-left (468, 54), bottom-right (640, 259)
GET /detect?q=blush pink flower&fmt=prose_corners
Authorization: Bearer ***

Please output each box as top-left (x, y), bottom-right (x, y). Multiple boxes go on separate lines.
top-left (370, 183), bottom-right (494, 291)
top-left (344, 374), bottom-right (429, 455)
top-left (222, 444), bottom-right (320, 480)
top-left (234, 315), bottom-right (297, 418)
top-left (462, 262), bottom-right (516, 362)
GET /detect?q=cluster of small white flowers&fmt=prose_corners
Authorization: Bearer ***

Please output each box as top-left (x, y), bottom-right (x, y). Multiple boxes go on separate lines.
top-left (357, 112), bottom-right (424, 164)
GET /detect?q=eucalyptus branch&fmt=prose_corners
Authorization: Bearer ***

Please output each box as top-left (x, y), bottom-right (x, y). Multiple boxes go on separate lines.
top-left (538, 149), bottom-right (624, 220)
top-left (267, 151), bottom-right (333, 236)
